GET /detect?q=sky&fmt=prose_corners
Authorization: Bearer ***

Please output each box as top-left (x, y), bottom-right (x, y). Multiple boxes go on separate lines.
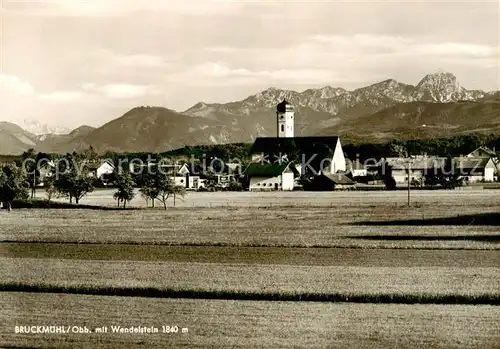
top-left (0, 0), bottom-right (499, 130)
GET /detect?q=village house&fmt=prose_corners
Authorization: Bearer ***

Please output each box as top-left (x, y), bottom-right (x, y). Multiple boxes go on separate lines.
top-left (159, 163), bottom-right (206, 190)
top-left (466, 146), bottom-right (498, 159)
top-left (454, 157), bottom-right (496, 183)
top-left (384, 157), bottom-right (447, 185)
top-left (246, 99), bottom-right (346, 190)
top-left (466, 146), bottom-right (499, 179)
top-left (383, 154), bottom-right (496, 184)
top-left (347, 159), bottom-right (367, 177)
top-left (88, 160), bottom-right (115, 181)
top-left (246, 162), bottom-right (297, 191)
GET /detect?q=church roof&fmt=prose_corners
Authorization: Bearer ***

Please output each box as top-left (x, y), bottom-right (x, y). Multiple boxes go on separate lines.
top-left (251, 137), bottom-right (340, 154)
top-left (244, 162), bottom-right (295, 177)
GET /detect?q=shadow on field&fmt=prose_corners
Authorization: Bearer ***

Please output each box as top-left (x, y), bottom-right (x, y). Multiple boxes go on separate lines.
top-left (2, 283), bottom-right (499, 305)
top-left (348, 235), bottom-right (500, 243)
top-left (352, 213), bottom-right (500, 226)
top-left (3, 200), bottom-right (142, 211)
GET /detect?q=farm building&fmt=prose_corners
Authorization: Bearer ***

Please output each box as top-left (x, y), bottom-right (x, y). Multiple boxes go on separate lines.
top-left (383, 155), bottom-right (496, 184)
top-left (454, 157), bottom-right (496, 183)
top-left (305, 172), bottom-right (356, 191)
top-left (385, 157), bottom-right (447, 185)
top-left (245, 162), bottom-right (297, 191)
top-left (466, 146), bottom-right (499, 178)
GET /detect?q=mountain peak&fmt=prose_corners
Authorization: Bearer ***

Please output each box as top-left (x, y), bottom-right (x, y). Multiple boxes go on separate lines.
top-left (415, 71), bottom-right (462, 102)
top-left (309, 85), bottom-right (348, 98)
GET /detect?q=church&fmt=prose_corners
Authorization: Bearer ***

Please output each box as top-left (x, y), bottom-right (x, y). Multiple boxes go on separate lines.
top-left (246, 99), bottom-right (347, 191)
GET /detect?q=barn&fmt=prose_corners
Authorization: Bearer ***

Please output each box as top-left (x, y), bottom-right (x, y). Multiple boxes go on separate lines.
top-left (245, 162), bottom-right (297, 191)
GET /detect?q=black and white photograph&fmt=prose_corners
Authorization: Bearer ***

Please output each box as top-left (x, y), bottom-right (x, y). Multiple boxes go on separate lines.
top-left (1, 0), bottom-right (499, 348)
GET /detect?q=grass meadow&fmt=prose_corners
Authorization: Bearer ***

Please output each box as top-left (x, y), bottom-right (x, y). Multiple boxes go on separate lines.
top-left (2, 293), bottom-right (499, 349)
top-left (1, 189), bottom-right (499, 348)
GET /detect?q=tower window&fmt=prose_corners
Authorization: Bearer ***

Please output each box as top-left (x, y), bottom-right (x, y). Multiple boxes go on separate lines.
top-left (281, 124), bottom-right (284, 132)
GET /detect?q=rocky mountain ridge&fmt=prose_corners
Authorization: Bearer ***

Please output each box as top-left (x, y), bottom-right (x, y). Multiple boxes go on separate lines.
top-left (1, 71), bottom-right (498, 155)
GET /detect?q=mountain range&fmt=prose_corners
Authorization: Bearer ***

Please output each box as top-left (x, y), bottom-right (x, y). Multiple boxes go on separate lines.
top-left (1, 71), bottom-right (499, 155)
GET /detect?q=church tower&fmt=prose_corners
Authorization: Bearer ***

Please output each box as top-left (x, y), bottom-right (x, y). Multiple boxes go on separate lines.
top-left (277, 99), bottom-right (294, 138)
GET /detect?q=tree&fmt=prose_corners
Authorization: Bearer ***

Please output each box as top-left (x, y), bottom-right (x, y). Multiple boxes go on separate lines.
top-left (379, 160), bottom-right (396, 190)
top-left (20, 148), bottom-right (38, 199)
top-left (112, 170), bottom-right (135, 208)
top-left (227, 180), bottom-right (245, 191)
top-left (169, 185), bottom-right (186, 207)
top-left (136, 165), bottom-right (186, 210)
top-left (53, 154), bottom-right (95, 204)
top-left (441, 155), bottom-right (463, 189)
top-left (0, 164), bottom-right (29, 211)
top-left (139, 187), bottom-right (158, 207)
top-left (44, 176), bottom-right (58, 203)
top-left (137, 167), bottom-right (159, 208)
top-left (425, 155), bottom-right (463, 189)
top-left (156, 171), bottom-right (175, 210)
top-left (389, 142), bottom-right (408, 158)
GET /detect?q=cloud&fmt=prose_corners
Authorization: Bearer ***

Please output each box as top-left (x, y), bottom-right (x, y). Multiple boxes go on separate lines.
top-left (3, 0), bottom-right (245, 17)
top-left (180, 61), bottom-right (341, 86)
top-left (39, 90), bottom-right (86, 103)
top-left (306, 34), bottom-right (498, 59)
top-left (408, 43), bottom-right (497, 58)
top-left (82, 83), bottom-right (160, 99)
top-left (198, 33), bottom-right (499, 90)
top-left (0, 74), bottom-right (35, 95)
top-left (91, 50), bottom-right (174, 69)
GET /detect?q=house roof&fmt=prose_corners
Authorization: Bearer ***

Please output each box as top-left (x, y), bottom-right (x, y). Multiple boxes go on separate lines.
top-left (245, 162), bottom-right (294, 177)
top-left (251, 137), bottom-right (340, 154)
top-left (467, 147), bottom-right (497, 158)
top-left (386, 157), bottom-right (447, 170)
top-left (385, 156), bottom-right (493, 172)
top-left (87, 160), bottom-right (115, 170)
top-left (453, 157), bottom-right (492, 170)
top-left (322, 173), bottom-right (355, 185)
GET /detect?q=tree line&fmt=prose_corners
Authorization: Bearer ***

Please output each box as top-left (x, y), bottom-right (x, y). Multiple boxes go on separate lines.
top-left (0, 148), bottom-right (186, 211)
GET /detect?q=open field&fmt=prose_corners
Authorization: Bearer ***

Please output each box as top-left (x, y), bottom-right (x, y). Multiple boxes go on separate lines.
top-left (2, 258), bottom-right (499, 298)
top-left (1, 293), bottom-right (499, 349)
top-left (3, 244), bottom-right (500, 266)
top-left (30, 187), bottom-right (500, 208)
top-left (2, 190), bottom-right (500, 249)
top-left (1, 190), bottom-right (499, 348)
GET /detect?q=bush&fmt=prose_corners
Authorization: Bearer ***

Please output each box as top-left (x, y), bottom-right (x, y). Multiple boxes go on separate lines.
top-left (384, 176), bottom-right (397, 190)
top-left (227, 181), bottom-right (245, 191)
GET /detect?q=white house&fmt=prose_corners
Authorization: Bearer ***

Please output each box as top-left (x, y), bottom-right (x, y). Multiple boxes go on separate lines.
top-left (165, 163), bottom-right (206, 190)
top-left (347, 159), bottom-right (367, 177)
top-left (246, 162), bottom-right (297, 191)
top-left (466, 146), bottom-right (499, 179)
top-left (88, 160), bottom-right (115, 180)
top-left (455, 157), bottom-right (496, 183)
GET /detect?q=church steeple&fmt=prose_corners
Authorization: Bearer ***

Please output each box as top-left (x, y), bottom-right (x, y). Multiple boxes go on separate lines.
top-left (277, 99), bottom-right (294, 138)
